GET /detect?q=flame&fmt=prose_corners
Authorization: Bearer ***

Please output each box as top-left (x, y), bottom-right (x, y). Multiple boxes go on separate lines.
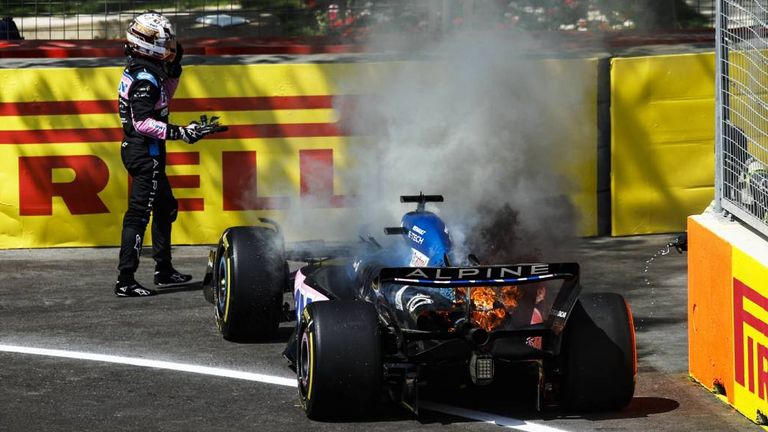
top-left (471, 287), bottom-right (497, 311)
top-left (468, 286), bottom-right (523, 331)
top-left (500, 285), bottom-right (522, 308)
top-left (418, 285), bottom-right (549, 335)
top-left (455, 287), bottom-right (467, 304)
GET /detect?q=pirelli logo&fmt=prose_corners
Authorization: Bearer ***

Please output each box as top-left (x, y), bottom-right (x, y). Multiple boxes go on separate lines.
top-left (734, 278), bottom-right (768, 400)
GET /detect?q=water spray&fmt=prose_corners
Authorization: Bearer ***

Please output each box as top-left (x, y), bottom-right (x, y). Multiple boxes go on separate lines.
top-left (638, 232), bottom-right (688, 327)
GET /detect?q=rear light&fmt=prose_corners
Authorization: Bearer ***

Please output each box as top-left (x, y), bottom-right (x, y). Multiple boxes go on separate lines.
top-left (469, 352), bottom-right (494, 385)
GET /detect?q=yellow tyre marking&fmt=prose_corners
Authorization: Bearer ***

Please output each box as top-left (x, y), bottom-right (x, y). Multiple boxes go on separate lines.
top-left (308, 329), bottom-right (315, 401)
top-left (223, 256), bottom-right (232, 323)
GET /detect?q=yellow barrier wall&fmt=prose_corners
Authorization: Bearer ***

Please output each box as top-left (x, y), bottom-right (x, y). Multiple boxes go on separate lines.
top-left (688, 212), bottom-right (768, 426)
top-left (0, 59), bottom-right (597, 248)
top-left (0, 63), bottom-right (370, 247)
top-left (612, 53), bottom-right (716, 236)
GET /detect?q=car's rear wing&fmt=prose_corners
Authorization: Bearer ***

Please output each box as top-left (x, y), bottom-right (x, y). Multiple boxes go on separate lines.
top-left (377, 263), bottom-right (579, 287)
top-left (378, 262), bottom-right (582, 342)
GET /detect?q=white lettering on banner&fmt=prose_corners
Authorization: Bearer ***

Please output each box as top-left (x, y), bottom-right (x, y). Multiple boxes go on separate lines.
top-left (402, 266), bottom-right (552, 280)
top-left (405, 268), bottom-right (429, 278)
top-left (499, 267), bottom-right (523, 277)
top-left (531, 264), bottom-right (550, 275)
top-left (458, 268), bottom-right (480, 279)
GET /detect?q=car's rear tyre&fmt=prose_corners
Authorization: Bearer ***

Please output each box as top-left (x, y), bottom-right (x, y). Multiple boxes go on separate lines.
top-left (297, 300), bottom-right (382, 419)
top-left (560, 292), bottom-right (636, 411)
top-left (213, 226), bottom-right (285, 341)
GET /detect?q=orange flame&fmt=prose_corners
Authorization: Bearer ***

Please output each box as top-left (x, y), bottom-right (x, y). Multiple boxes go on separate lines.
top-left (468, 286), bottom-right (523, 331)
top-left (471, 287), bottom-right (497, 311)
top-left (500, 285), bottom-right (522, 309)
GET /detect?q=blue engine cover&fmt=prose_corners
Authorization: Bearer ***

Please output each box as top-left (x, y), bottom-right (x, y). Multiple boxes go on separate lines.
top-left (400, 211), bottom-right (451, 267)
top-left (345, 209), bottom-right (456, 304)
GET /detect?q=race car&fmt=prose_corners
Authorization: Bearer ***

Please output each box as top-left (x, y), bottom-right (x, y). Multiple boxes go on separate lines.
top-left (202, 194), bottom-right (637, 419)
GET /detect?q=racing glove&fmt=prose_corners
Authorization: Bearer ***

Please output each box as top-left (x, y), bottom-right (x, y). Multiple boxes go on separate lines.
top-left (167, 122), bottom-right (206, 144)
top-left (167, 115), bottom-right (228, 144)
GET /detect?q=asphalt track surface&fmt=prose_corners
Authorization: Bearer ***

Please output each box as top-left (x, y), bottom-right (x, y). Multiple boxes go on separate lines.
top-left (0, 235), bottom-right (760, 432)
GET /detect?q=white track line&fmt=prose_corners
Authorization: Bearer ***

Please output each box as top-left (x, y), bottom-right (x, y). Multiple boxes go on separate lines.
top-left (0, 344), bottom-right (296, 387)
top-left (420, 401), bottom-right (570, 432)
top-left (0, 344), bottom-right (569, 432)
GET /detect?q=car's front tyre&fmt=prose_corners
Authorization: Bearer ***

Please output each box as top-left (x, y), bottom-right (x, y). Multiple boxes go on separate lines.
top-left (213, 226), bottom-right (285, 341)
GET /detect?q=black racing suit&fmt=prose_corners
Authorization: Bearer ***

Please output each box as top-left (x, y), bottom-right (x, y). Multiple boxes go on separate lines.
top-left (117, 56), bottom-right (182, 279)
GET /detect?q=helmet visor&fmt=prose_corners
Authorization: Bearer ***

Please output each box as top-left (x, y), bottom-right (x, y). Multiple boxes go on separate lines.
top-left (163, 36), bottom-right (177, 62)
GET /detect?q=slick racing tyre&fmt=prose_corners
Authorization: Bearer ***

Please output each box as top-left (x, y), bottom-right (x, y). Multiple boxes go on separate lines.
top-left (213, 226), bottom-right (286, 341)
top-left (297, 300), bottom-right (382, 419)
top-left (560, 292), bottom-right (636, 411)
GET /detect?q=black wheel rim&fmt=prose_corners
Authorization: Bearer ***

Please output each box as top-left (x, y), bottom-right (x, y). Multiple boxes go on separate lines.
top-left (216, 255), bottom-right (228, 316)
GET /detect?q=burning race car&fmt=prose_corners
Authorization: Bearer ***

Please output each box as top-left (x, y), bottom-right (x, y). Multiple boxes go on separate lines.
top-left (202, 194), bottom-right (636, 419)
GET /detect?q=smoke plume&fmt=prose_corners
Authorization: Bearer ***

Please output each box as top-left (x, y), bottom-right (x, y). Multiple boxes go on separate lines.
top-left (326, 29), bottom-right (594, 263)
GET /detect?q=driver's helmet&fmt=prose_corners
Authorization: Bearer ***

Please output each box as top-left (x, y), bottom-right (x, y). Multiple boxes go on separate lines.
top-left (125, 12), bottom-right (177, 62)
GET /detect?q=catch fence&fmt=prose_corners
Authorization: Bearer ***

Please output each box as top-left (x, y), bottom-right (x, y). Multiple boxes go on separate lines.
top-left (715, 0), bottom-right (768, 238)
top-left (1, 1), bottom-right (720, 41)
top-left (2, 1), bottom-right (339, 40)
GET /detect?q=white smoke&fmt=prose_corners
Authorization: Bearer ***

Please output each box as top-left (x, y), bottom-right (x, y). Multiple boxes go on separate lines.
top-left (332, 31), bottom-right (595, 262)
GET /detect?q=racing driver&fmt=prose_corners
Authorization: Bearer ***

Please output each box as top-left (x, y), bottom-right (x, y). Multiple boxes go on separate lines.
top-left (115, 12), bottom-right (222, 297)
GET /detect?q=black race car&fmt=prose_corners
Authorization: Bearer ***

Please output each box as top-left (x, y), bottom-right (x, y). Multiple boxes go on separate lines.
top-left (202, 194), bottom-right (636, 419)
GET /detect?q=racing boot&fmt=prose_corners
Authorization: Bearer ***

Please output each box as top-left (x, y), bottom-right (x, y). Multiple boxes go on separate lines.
top-left (115, 277), bottom-right (156, 297)
top-left (154, 266), bottom-right (193, 286)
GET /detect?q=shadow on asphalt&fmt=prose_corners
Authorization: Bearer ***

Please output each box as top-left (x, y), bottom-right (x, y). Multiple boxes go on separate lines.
top-left (545, 397), bottom-right (680, 420)
top-left (407, 396), bottom-right (680, 428)
top-left (155, 281), bottom-right (204, 295)
top-left (217, 325), bottom-right (295, 345)
top-left (333, 395), bottom-right (682, 427)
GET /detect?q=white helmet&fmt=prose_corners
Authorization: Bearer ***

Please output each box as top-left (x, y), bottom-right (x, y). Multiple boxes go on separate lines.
top-left (126, 12), bottom-right (177, 62)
